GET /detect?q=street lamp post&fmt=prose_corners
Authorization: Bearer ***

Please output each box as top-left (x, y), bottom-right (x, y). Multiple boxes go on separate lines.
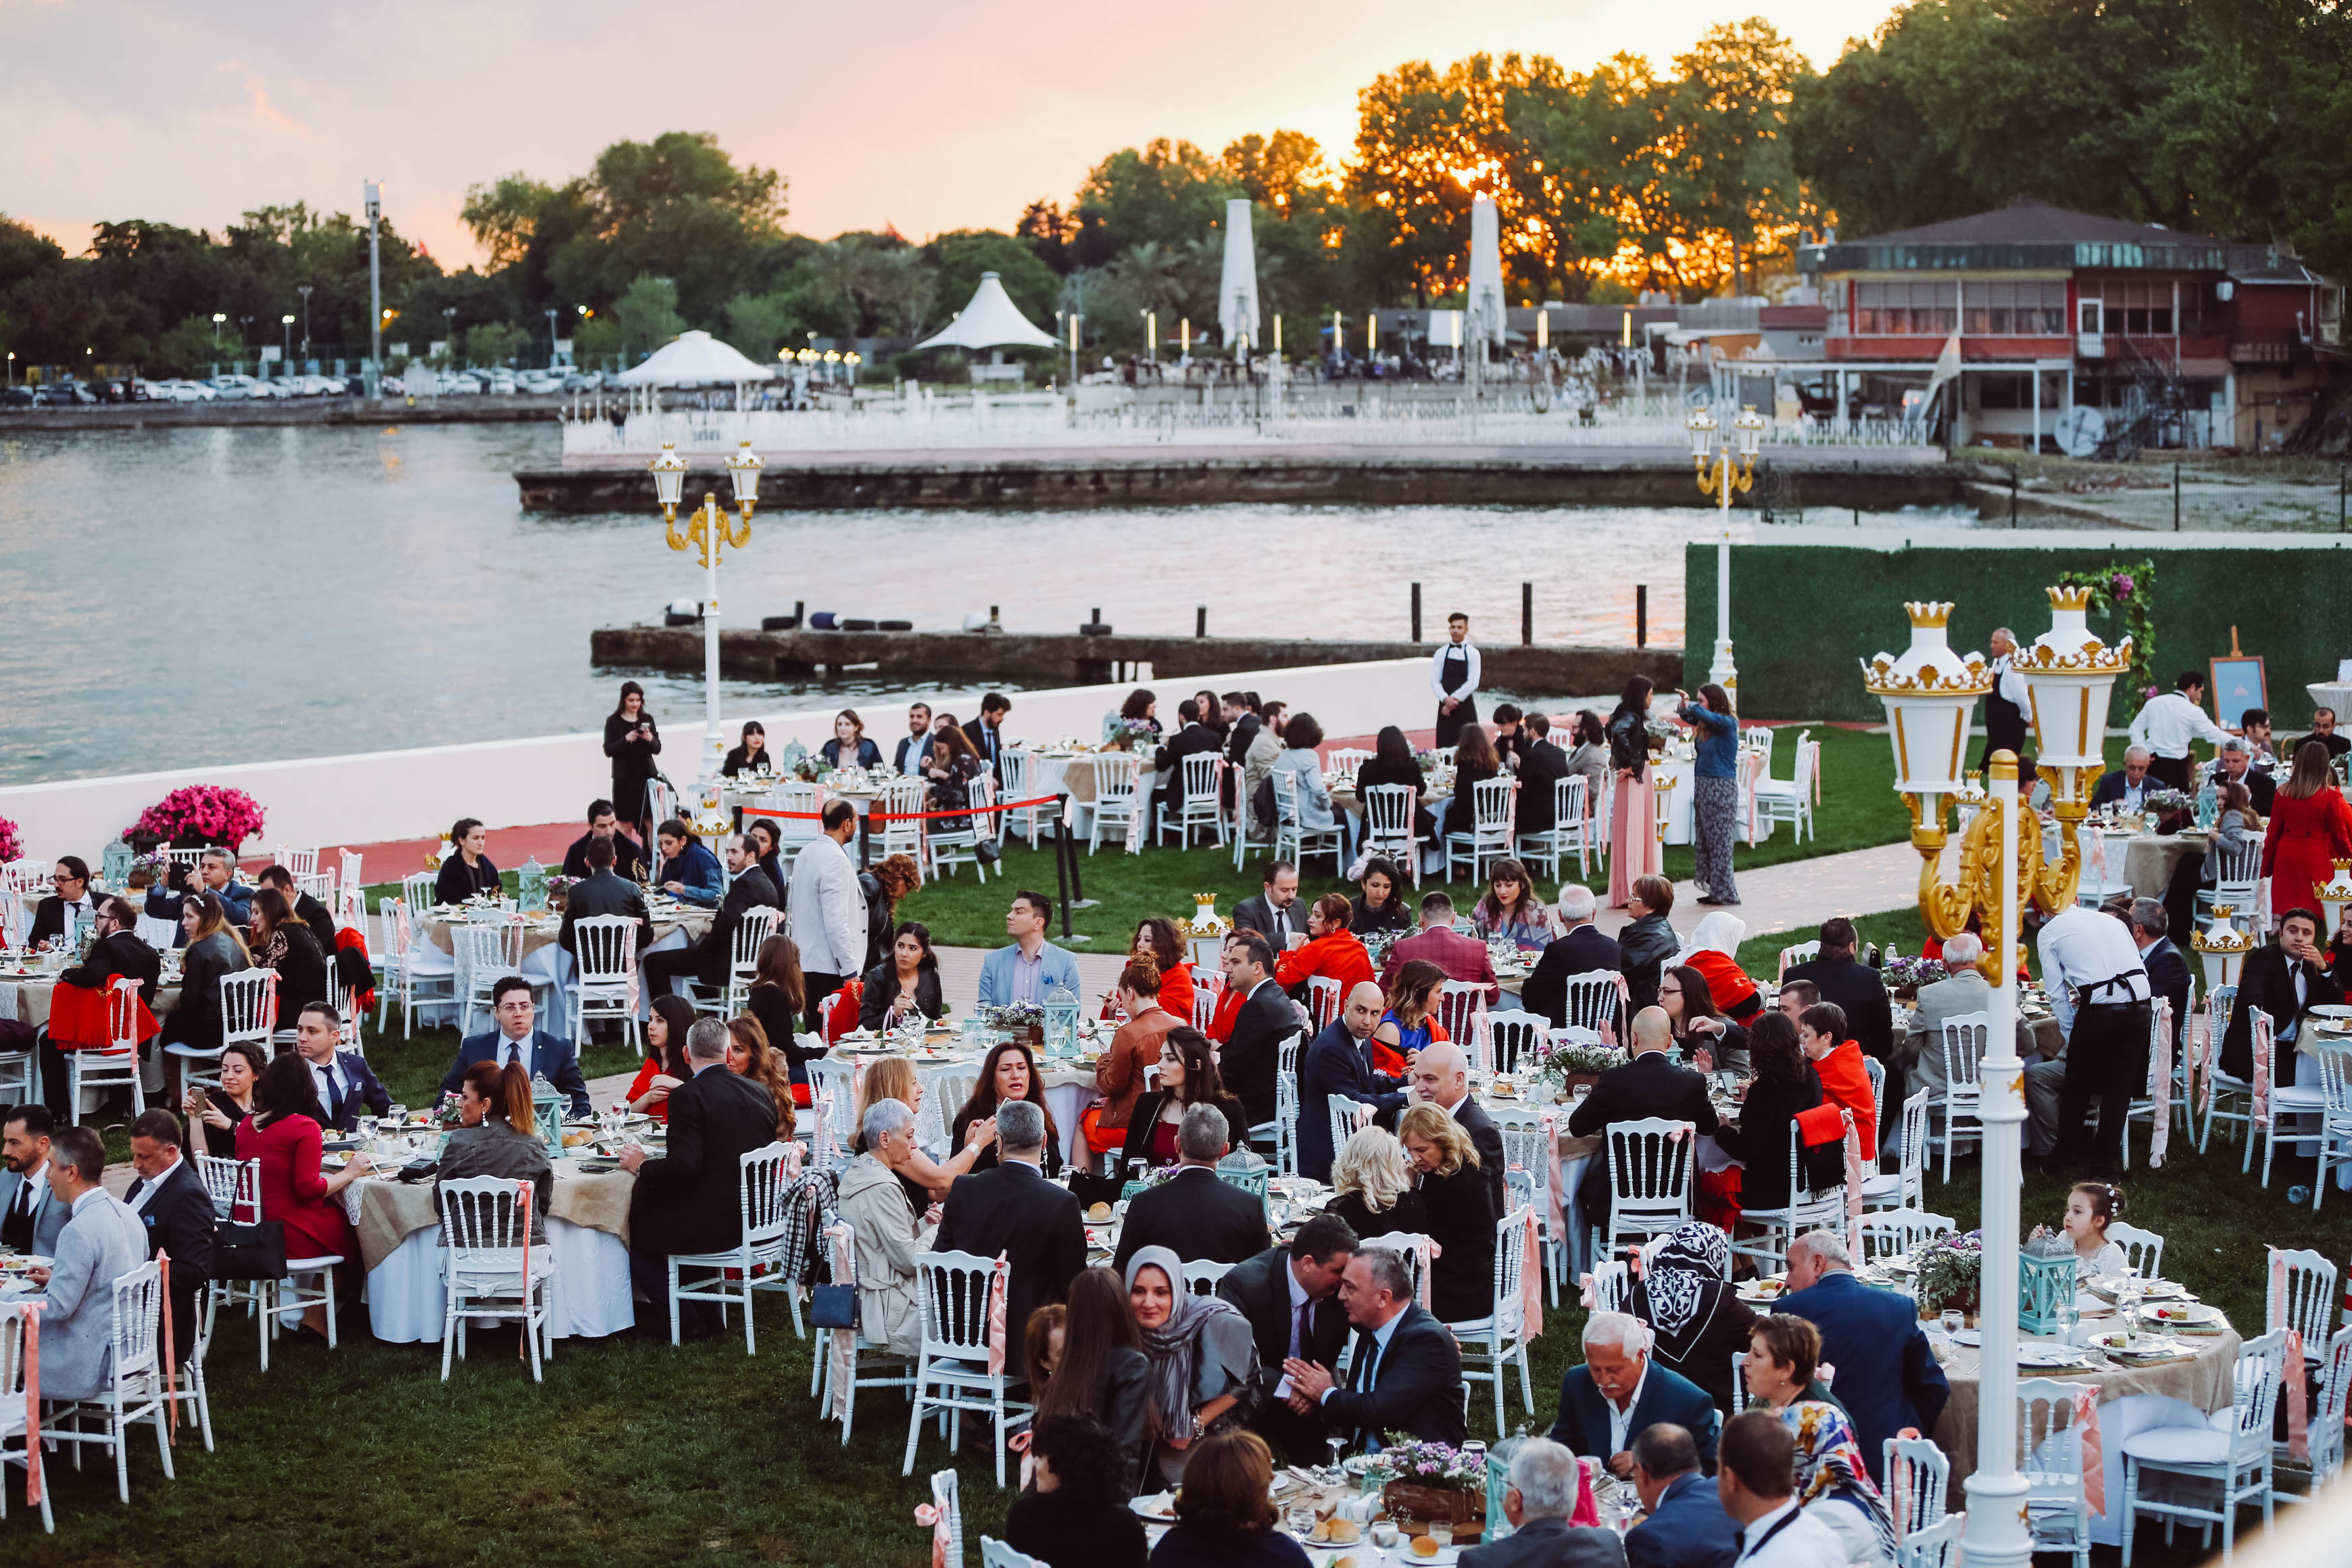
top-left (647, 439), bottom-right (762, 787)
top-left (545, 308), bottom-right (558, 368)
top-left (280, 314), bottom-right (295, 375)
top-left (297, 285), bottom-right (313, 361)
top-left (210, 313), bottom-right (226, 346)
top-left (1686, 403), bottom-right (1767, 704)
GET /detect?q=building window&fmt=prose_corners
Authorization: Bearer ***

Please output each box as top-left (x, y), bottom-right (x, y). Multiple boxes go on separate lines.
top-left (1959, 280), bottom-right (2065, 335)
top-left (2082, 280), bottom-right (2176, 336)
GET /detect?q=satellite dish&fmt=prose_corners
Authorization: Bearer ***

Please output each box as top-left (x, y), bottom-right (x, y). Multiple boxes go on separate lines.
top-left (2053, 405), bottom-right (2106, 458)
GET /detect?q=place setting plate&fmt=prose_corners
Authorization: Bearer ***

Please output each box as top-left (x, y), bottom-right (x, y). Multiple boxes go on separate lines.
top-left (2138, 1302), bottom-right (2222, 1331)
top-left (2088, 1276), bottom-right (2189, 1301)
top-left (2088, 1331), bottom-right (2197, 1361)
top-left (2017, 1343), bottom-right (2098, 1370)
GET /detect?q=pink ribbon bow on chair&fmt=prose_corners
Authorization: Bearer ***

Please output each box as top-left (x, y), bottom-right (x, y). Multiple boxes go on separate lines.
top-left (1841, 1109), bottom-right (1865, 1257)
top-left (2253, 1012), bottom-right (2274, 1136)
top-left (2268, 1247), bottom-right (2312, 1463)
top-left (17, 1300), bottom-right (40, 1506)
top-left (825, 1224), bottom-right (856, 1421)
top-left (1519, 1209), bottom-right (1545, 1340)
top-left (984, 1252), bottom-right (1012, 1376)
top-left (2074, 1388), bottom-right (2106, 1517)
top-left (2148, 999), bottom-right (2173, 1168)
top-left (910, 1502), bottom-right (950, 1568)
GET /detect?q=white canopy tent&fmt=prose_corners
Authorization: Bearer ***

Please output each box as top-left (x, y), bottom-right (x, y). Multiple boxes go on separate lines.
top-left (916, 272), bottom-right (1058, 351)
top-left (1219, 198), bottom-right (1261, 350)
top-left (613, 330), bottom-right (776, 386)
top-left (1467, 196), bottom-right (1506, 348)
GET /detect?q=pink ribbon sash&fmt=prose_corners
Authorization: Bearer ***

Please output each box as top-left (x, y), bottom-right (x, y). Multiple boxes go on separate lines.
top-left (2287, 1329), bottom-right (2311, 1463)
top-left (516, 1180), bottom-right (533, 1361)
top-left (2253, 1012), bottom-right (2274, 1133)
top-left (18, 1300), bottom-right (39, 1506)
top-left (2199, 995), bottom-right (2221, 1117)
top-left (1540, 1111), bottom-right (1565, 1247)
top-left (911, 1502), bottom-right (950, 1568)
top-left (2074, 1387), bottom-right (2105, 1517)
top-left (1841, 1109), bottom-right (1865, 1256)
top-left (1519, 1209), bottom-right (1545, 1340)
top-left (2149, 1000), bottom-right (2173, 1167)
top-left (984, 1252), bottom-right (1011, 1376)
top-left (825, 1223), bottom-right (856, 1420)
top-left (159, 1252), bottom-right (177, 1439)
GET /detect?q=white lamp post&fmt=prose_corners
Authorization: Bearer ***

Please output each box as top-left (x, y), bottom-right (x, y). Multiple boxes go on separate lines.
top-left (647, 439), bottom-right (762, 786)
top-left (1687, 403), bottom-right (1767, 704)
top-left (2015, 584), bottom-right (2132, 906)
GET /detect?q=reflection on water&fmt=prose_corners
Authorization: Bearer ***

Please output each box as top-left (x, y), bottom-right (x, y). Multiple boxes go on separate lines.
top-left (0, 422), bottom-right (1965, 787)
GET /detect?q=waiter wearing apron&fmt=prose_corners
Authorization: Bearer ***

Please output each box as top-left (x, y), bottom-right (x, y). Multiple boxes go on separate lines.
top-left (1430, 612), bottom-right (1481, 748)
top-left (1979, 627), bottom-right (2032, 771)
top-left (2037, 902), bottom-right (2153, 1175)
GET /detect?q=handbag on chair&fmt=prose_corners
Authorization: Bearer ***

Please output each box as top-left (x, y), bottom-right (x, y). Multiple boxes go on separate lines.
top-left (213, 1218), bottom-right (287, 1281)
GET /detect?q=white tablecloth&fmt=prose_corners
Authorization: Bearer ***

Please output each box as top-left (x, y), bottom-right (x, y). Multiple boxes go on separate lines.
top-left (365, 1215), bottom-right (635, 1342)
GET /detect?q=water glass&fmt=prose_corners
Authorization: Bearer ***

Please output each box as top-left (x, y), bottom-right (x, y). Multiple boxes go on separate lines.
top-left (1939, 1309), bottom-right (1963, 1338)
top-left (1425, 1521), bottom-right (1453, 1550)
top-left (1285, 1502), bottom-right (1316, 1540)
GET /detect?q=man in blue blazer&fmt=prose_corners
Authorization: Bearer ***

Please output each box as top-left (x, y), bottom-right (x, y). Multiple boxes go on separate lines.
top-left (293, 1003), bottom-right (391, 1133)
top-left (0, 1107), bottom-right (70, 1255)
top-left (1546, 1312), bottom-right (1720, 1475)
top-left (1625, 1423), bottom-right (1740, 1568)
top-left (974, 891), bottom-right (1081, 1008)
top-left (143, 848), bottom-right (252, 944)
top-left (440, 976), bottom-right (593, 1117)
top-left (1775, 1229), bottom-right (1949, 1485)
top-left (1281, 1247), bottom-right (1467, 1450)
top-left (1296, 983), bottom-right (1406, 1181)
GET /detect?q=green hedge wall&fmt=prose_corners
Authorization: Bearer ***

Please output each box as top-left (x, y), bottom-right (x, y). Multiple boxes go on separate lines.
top-left (1684, 541), bottom-right (2352, 722)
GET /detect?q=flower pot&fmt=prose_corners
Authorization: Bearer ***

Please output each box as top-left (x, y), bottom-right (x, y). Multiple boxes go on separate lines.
top-left (1381, 1482), bottom-right (1485, 1543)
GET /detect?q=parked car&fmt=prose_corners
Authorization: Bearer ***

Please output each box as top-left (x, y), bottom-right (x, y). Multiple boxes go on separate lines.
top-left (33, 381), bottom-right (96, 406)
top-left (442, 373), bottom-right (483, 395)
top-left (0, 386), bottom-right (32, 408)
top-left (209, 374), bottom-right (258, 399)
top-left (562, 370), bottom-right (604, 392)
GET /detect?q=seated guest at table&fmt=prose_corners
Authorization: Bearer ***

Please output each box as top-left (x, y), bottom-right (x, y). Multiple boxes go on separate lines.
top-left (1114, 918), bottom-right (1196, 1025)
top-left (741, 938), bottom-right (812, 1108)
top-left (1119, 688), bottom-right (1162, 737)
top-left (1523, 885), bottom-right (1622, 1031)
top-left (239, 1053), bottom-right (370, 1344)
top-left (819, 708), bottom-right (884, 770)
top-left (561, 798), bottom-right (649, 882)
top-left (1710, 1013), bottom-right (1836, 1221)
top-left (964, 691), bottom-right (1015, 787)
top-left (1714, 1410), bottom-right (1848, 1568)
top-left (1114, 1027), bottom-right (1248, 1182)
top-left (859, 920), bottom-right (945, 1033)
top-left (153, 891), bottom-right (251, 1063)
top-left (2205, 735), bottom-right (2277, 814)
top-left (249, 889), bottom-right (330, 1023)
top-left (921, 727), bottom-right (987, 831)
top-left (1660, 966), bottom-right (1750, 1071)
top-left (1404, 1039), bottom-right (1506, 1211)
top-left (41, 895), bottom-right (162, 1109)
top-left (1242, 703), bottom-right (1287, 832)
top-left (1627, 1423), bottom-right (1741, 1568)
top-left (1219, 693), bottom-right (1260, 766)
top-left (1272, 895), bottom-right (1376, 1000)
top-left (293, 1001), bottom-right (390, 1134)
top-left (1488, 702), bottom-right (1534, 770)
top-left (1632, 1223), bottom-right (1759, 1421)
top-left (1089, 958), bottom-right (1181, 1158)
top-left (2241, 708), bottom-right (2276, 768)
top-left (1280, 1246), bottom-right (1467, 1449)
top-left (655, 818), bottom-right (725, 909)
top-left (557, 833), bottom-right (652, 969)
top-left (1464, 1436), bottom-right (1629, 1568)
top-left (1379, 891), bottom-right (1500, 1005)
top-left (1741, 1317), bottom-right (1891, 1565)
top-left (1741, 1313), bottom-right (1844, 1418)
top-left (144, 847), bottom-right (252, 938)
top-left (1153, 698), bottom-right (1225, 822)
top-left (1329, 1104), bottom-right (1437, 1236)
top-left (1217, 1215), bottom-right (1357, 1463)
top-left (1125, 1244), bottom-right (1258, 1486)
top-left (624, 995), bottom-right (697, 1121)
top-left (27, 856), bottom-right (97, 945)
top-left (618, 1017), bottom-right (783, 1340)
top-left (1033, 1266), bottom-right (1154, 1484)
top-left (977, 890), bottom-right (1083, 1008)
top-left (2221, 905), bottom-right (2343, 1087)
top-left (1618, 876), bottom-right (1680, 1014)
top-left (1549, 1310), bottom-right (1720, 1475)
top-left (1794, 1004), bottom-right (1877, 1162)
top-left (1559, 708), bottom-right (1609, 800)
top-left (1006, 1410), bottom-right (1150, 1568)
top-left (743, 818), bottom-right (787, 900)
top-left (935, 1099), bottom-right (1086, 1359)
top-left (1394, 1102), bottom-right (1494, 1323)
top-left (1233, 862), bottom-right (1309, 951)
top-left (1114, 1106), bottom-right (1269, 1273)
top-left (442, 976), bottom-right (593, 1117)
top-left (2090, 745), bottom-right (2156, 812)
top-left (1674, 912), bottom-right (1763, 1026)
top-left (1349, 857), bottom-right (1415, 936)
top-left (643, 834), bottom-right (777, 1003)
top-left (1780, 918), bottom-right (1896, 1108)
top-left (1569, 1008), bottom-right (1718, 1230)
top-left (852, 1057), bottom-right (991, 1208)
top-left (434, 817), bottom-right (501, 905)
top-left (1473, 859), bottom-right (1561, 954)
top-left (1354, 725), bottom-right (1438, 843)
top-left (1510, 713), bottom-right (1576, 835)
top-left (25, 1125), bottom-right (147, 1399)
top-left (2029, 1180), bottom-right (2132, 1280)
top-left (1901, 933), bottom-right (2034, 1106)
top-left (725, 1014), bottom-right (798, 1143)
top-left (1774, 1229), bottom-right (1946, 1488)
top-left (835, 1098), bottom-right (939, 1354)
top-left (1268, 712), bottom-right (1341, 846)
top-left (439, 1060), bottom-right (554, 1242)
top-left (185, 1039), bottom-right (267, 1159)
top-left (722, 720), bottom-right (773, 777)
top-left (124, 1108), bottom-right (214, 1369)
top-left (1150, 1429), bottom-right (1310, 1568)
top-left (889, 702), bottom-right (933, 776)
top-left (1219, 933), bottom-right (1298, 1140)
top-left (1298, 983), bottom-right (1406, 1182)
top-left (1439, 722), bottom-right (1502, 844)
top-left (0, 1108), bottom-right (66, 1255)
top-left (253, 863), bottom-right (340, 956)
top-left (2299, 706), bottom-right (2351, 760)
top-left (952, 1039), bottom-right (1065, 1179)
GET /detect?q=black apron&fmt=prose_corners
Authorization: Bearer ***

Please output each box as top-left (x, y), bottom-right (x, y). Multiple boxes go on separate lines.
top-left (1434, 645), bottom-right (1477, 746)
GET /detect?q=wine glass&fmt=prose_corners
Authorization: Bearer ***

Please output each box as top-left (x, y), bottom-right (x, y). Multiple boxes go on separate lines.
top-left (1325, 1436), bottom-right (1348, 1486)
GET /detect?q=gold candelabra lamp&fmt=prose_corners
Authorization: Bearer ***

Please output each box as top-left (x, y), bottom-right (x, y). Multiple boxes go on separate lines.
top-left (647, 440), bottom-right (764, 785)
top-left (1686, 403), bottom-right (1767, 702)
top-left (2013, 584), bottom-right (2132, 906)
top-left (1653, 773), bottom-right (1680, 847)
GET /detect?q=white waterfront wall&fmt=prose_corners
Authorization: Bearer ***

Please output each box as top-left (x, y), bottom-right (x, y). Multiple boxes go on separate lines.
top-left (0, 658), bottom-right (1428, 863)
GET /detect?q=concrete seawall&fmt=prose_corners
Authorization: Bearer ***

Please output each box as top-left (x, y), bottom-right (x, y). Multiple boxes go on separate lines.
top-left (0, 395), bottom-right (566, 432)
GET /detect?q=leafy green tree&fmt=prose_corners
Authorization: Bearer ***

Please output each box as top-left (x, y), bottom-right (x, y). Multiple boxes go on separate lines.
top-left (610, 273), bottom-right (684, 359)
top-left (927, 230), bottom-right (1058, 328)
top-left (461, 320), bottom-right (530, 368)
top-left (721, 291), bottom-right (796, 362)
top-left (1071, 140), bottom-right (1235, 263)
top-left (1664, 18), bottom-right (1814, 296)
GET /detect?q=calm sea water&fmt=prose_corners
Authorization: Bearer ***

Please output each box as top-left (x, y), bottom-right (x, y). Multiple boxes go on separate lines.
top-left (0, 422), bottom-right (1969, 786)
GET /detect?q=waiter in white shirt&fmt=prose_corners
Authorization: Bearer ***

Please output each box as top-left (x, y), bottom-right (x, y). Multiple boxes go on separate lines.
top-left (2037, 903), bottom-right (2153, 1175)
top-left (1429, 612), bottom-right (1481, 748)
top-left (1979, 627), bottom-right (2032, 770)
top-left (2128, 672), bottom-right (2232, 791)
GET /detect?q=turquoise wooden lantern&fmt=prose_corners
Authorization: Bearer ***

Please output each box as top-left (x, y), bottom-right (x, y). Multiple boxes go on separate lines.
top-left (516, 856), bottom-right (549, 912)
top-left (2019, 1235), bottom-right (2078, 1336)
top-left (532, 1075), bottom-right (567, 1159)
top-left (1043, 983), bottom-right (1080, 1058)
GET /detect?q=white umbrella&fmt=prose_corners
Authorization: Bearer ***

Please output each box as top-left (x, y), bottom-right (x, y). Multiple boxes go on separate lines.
top-left (916, 272), bottom-right (1058, 351)
top-left (1219, 198), bottom-right (1260, 349)
top-left (1468, 196), bottom-right (1506, 347)
top-left (613, 329), bottom-right (776, 386)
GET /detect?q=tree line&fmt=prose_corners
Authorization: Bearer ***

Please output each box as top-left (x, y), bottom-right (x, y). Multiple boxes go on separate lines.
top-left (5, 3), bottom-right (2349, 375)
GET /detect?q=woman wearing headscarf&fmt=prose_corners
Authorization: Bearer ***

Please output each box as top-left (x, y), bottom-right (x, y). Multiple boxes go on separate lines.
top-left (1627, 1222), bottom-right (1758, 1418)
top-left (1123, 1244), bottom-right (1258, 1487)
top-left (1673, 910), bottom-right (1763, 1025)
top-left (1783, 1396), bottom-right (1896, 1567)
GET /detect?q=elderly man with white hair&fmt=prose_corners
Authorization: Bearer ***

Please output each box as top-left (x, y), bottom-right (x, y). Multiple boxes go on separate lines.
top-left (1407, 1038), bottom-right (1506, 1214)
top-left (1523, 883), bottom-right (1623, 1032)
top-left (1546, 1310), bottom-right (1721, 1477)
top-left (1461, 1436), bottom-right (1630, 1568)
top-left (2090, 744), bottom-right (2156, 812)
top-left (1774, 1230), bottom-right (1949, 1487)
top-left (833, 1098), bottom-right (939, 1354)
top-left (1898, 930), bottom-right (2038, 1104)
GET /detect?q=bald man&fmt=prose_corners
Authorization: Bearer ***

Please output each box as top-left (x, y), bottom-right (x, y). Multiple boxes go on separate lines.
top-left (1298, 981), bottom-right (1405, 1181)
top-left (1567, 1006), bottom-right (1719, 1231)
top-left (1407, 1039), bottom-right (1507, 1215)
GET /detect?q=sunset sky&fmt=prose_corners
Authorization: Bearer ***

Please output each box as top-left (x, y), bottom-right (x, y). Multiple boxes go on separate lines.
top-left (3, 0), bottom-right (1900, 266)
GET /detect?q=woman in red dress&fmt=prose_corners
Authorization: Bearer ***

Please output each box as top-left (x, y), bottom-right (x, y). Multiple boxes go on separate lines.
top-left (237, 1053), bottom-right (372, 1343)
top-left (2263, 740), bottom-right (2352, 919)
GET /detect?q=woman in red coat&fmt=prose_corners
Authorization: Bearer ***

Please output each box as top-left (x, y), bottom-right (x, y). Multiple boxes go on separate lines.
top-left (2263, 741), bottom-right (2352, 918)
top-left (1271, 895), bottom-right (1377, 998)
top-left (237, 1053), bottom-right (372, 1343)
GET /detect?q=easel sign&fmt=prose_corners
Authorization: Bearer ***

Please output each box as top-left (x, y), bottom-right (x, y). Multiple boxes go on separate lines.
top-left (2210, 626), bottom-right (2266, 727)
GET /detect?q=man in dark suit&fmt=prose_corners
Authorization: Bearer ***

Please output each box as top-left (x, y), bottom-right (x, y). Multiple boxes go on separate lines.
top-left (1406, 1040), bottom-right (1507, 1215)
top-left (1567, 1008), bottom-right (1717, 1231)
top-left (1780, 916), bottom-right (1899, 1119)
top-left (1548, 1311), bottom-right (1720, 1474)
top-left (1281, 1246), bottom-right (1467, 1450)
top-left (0, 1106), bottom-right (69, 1256)
top-left (891, 702), bottom-right (935, 776)
top-left (254, 864), bottom-right (339, 953)
top-left (124, 1109), bottom-right (214, 1368)
top-left (26, 857), bottom-right (97, 946)
top-left (2221, 906), bottom-right (2343, 1086)
top-left (933, 1099), bottom-right (1086, 1354)
top-left (1218, 1216), bottom-right (1358, 1462)
top-left (1776, 1230), bottom-right (1949, 1485)
top-left (1511, 715), bottom-right (1573, 837)
top-left (1625, 1423), bottom-right (1740, 1568)
top-left (143, 847), bottom-right (251, 941)
top-left (293, 1002), bottom-right (392, 1133)
top-left (1220, 693), bottom-right (1261, 768)
top-left (1463, 1436), bottom-right (1629, 1568)
top-left (643, 835), bottom-right (777, 1002)
top-left (558, 834), bottom-right (653, 956)
top-left (1112, 1104), bottom-right (1269, 1273)
top-left (1218, 932), bottom-right (1300, 1136)
top-left (2204, 738), bottom-right (2277, 814)
top-left (1377, 892), bottom-right (1500, 1004)
top-left (618, 1017), bottom-right (784, 1340)
top-left (441, 976), bottom-right (594, 1117)
top-left (1298, 983), bottom-right (1406, 1181)
top-left (2126, 898), bottom-right (2192, 1059)
top-left (1521, 885), bottom-right (1621, 1031)
top-left (2090, 747), bottom-right (2155, 813)
top-left (962, 691), bottom-right (1013, 787)
top-left (1233, 862), bottom-right (1310, 950)
top-left (560, 798), bottom-right (649, 882)
top-left (1152, 700), bottom-right (1227, 826)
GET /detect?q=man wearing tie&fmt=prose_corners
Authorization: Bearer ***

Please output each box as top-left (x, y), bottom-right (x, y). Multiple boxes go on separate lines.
top-left (1217, 1215), bottom-right (1358, 1461)
top-left (1279, 1246), bottom-right (1467, 1451)
top-left (0, 1106), bottom-right (68, 1256)
top-left (26, 856), bottom-right (98, 946)
top-left (291, 1002), bottom-right (391, 1134)
top-left (440, 976), bottom-right (594, 1117)
top-left (962, 691), bottom-right (1013, 787)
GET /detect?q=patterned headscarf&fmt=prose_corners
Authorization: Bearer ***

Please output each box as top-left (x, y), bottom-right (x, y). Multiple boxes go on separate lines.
top-left (1642, 1222), bottom-right (1736, 1366)
top-left (1124, 1245), bottom-right (1252, 1434)
top-left (1784, 1399), bottom-right (1896, 1562)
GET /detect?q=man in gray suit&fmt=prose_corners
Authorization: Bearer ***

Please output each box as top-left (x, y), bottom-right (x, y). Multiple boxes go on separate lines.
top-left (1462, 1436), bottom-right (1628, 1568)
top-left (1900, 933), bottom-right (2036, 1102)
top-left (0, 1106), bottom-right (70, 1256)
top-left (26, 1125), bottom-right (147, 1400)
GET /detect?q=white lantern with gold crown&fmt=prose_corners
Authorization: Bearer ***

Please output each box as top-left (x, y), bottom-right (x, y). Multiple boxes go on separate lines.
top-left (1862, 602), bottom-right (1991, 833)
top-left (1182, 893), bottom-right (1231, 969)
top-left (2017, 585), bottom-right (2133, 847)
top-left (2318, 860), bottom-right (2352, 941)
top-left (2194, 904), bottom-right (2255, 994)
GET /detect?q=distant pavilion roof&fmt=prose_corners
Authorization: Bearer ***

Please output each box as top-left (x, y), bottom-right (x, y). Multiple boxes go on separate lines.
top-left (1805, 199), bottom-right (2284, 276)
top-left (916, 273), bottom-right (1058, 351)
top-left (613, 330), bottom-right (775, 386)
